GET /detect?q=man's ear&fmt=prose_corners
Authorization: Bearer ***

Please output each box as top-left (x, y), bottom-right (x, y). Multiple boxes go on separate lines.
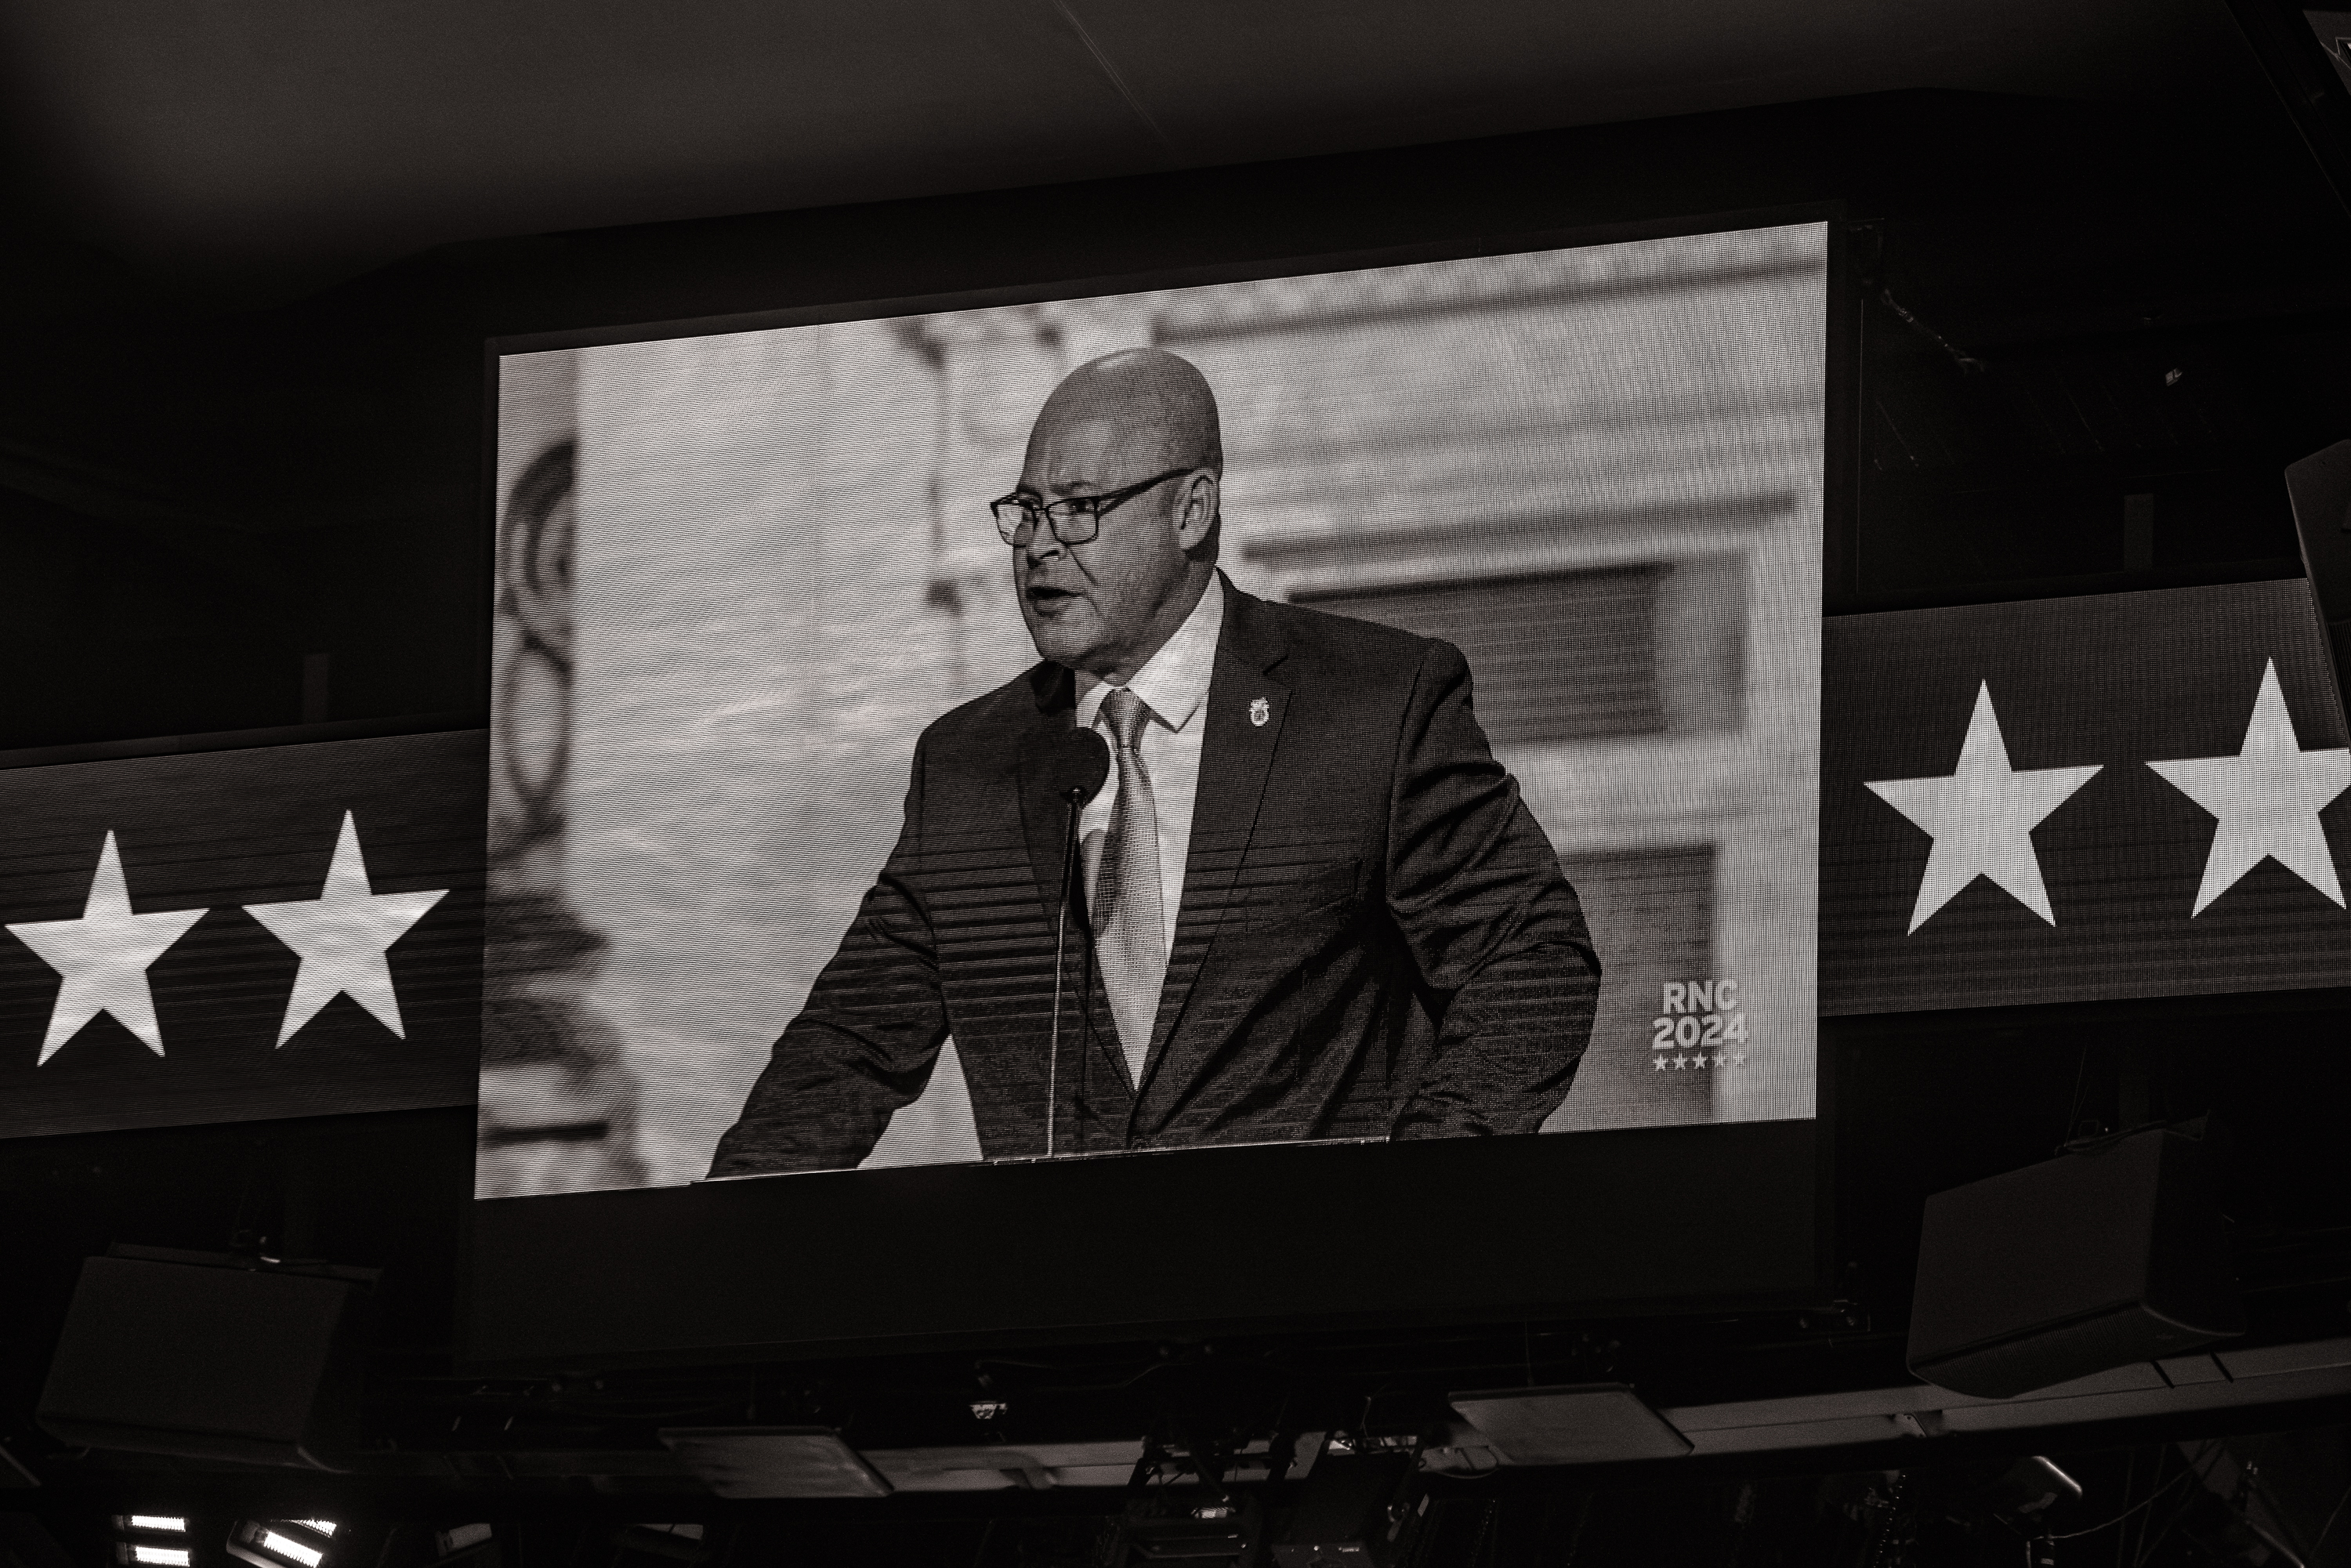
top-left (1173, 472), bottom-right (1219, 552)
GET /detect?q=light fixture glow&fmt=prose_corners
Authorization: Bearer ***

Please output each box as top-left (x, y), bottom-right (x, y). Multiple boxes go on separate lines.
top-left (292, 1525), bottom-right (336, 1538)
top-left (130, 1548), bottom-right (191, 1566)
top-left (126, 1519), bottom-right (189, 1534)
top-left (260, 1534), bottom-right (323, 1568)
top-left (437, 1525), bottom-right (493, 1555)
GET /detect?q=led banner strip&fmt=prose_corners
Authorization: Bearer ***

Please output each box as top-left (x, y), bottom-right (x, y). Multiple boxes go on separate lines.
top-left (1823, 580), bottom-right (2351, 1013)
top-left (0, 730), bottom-right (484, 1141)
top-left (5, 581), bottom-right (2350, 1143)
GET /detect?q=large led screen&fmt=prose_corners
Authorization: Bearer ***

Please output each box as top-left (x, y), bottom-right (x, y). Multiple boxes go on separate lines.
top-left (479, 222), bottom-right (1829, 1199)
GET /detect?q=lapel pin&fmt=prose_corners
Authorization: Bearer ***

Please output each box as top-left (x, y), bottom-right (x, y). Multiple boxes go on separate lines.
top-left (1249, 697), bottom-right (1270, 728)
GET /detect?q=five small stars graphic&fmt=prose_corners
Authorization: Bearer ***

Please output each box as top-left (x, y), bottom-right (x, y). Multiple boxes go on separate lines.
top-left (1868, 662), bottom-right (2351, 931)
top-left (2, 812), bottom-right (448, 1064)
top-left (1654, 1052), bottom-right (1743, 1070)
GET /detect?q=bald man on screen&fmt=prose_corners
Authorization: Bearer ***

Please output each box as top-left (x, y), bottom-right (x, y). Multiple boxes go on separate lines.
top-left (709, 348), bottom-right (1599, 1175)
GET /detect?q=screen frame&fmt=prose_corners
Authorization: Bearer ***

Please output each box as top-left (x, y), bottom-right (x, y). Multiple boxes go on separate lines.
top-left (487, 203), bottom-right (1850, 357)
top-left (467, 1121), bottom-right (1821, 1370)
top-left (466, 202), bottom-right (1856, 1371)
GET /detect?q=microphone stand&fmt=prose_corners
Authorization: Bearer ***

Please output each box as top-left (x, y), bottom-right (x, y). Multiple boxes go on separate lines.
top-left (1047, 784), bottom-right (1085, 1159)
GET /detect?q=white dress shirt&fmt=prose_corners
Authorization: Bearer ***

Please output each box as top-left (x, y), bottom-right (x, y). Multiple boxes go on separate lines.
top-left (1073, 573), bottom-right (1226, 963)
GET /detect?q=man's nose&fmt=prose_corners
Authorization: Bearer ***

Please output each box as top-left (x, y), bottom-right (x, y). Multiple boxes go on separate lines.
top-left (1022, 525), bottom-right (1065, 568)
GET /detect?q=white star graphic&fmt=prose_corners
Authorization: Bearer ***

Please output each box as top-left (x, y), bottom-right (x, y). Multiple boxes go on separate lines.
top-left (6, 832), bottom-right (208, 1064)
top-left (243, 813), bottom-right (449, 1045)
top-left (2147, 661), bottom-right (2351, 915)
top-left (1866, 682), bottom-right (2102, 932)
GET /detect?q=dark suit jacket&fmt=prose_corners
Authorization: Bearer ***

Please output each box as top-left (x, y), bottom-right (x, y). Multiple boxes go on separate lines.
top-left (708, 578), bottom-right (1599, 1175)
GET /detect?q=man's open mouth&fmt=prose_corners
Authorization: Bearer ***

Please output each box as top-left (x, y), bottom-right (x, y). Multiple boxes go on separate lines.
top-left (1025, 585), bottom-right (1079, 607)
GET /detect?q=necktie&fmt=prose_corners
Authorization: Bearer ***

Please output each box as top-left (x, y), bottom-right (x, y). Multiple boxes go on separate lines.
top-left (1095, 686), bottom-right (1163, 1086)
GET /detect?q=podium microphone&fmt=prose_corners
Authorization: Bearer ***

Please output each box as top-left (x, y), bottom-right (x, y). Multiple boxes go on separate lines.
top-left (1034, 727), bottom-right (1110, 1158)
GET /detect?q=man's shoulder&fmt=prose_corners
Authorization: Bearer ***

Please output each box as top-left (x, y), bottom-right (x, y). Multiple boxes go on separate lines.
top-left (913, 663), bottom-right (1063, 759)
top-left (1241, 591), bottom-right (1448, 685)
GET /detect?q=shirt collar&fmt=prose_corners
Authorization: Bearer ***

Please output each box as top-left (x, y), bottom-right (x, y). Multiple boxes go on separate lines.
top-left (1074, 573), bottom-right (1226, 735)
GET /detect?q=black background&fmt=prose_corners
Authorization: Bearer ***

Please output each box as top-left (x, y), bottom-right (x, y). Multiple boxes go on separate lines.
top-left (469, 1123), bottom-right (1818, 1368)
top-left (5, 88), bottom-right (2347, 759)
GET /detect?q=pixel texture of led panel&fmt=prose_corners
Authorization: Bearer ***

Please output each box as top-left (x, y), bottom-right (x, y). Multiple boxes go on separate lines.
top-left (478, 222), bottom-right (1829, 1197)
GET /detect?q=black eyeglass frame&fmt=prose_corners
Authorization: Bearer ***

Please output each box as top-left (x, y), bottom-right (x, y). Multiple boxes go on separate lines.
top-left (990, 466), bottom-right (1201, 547)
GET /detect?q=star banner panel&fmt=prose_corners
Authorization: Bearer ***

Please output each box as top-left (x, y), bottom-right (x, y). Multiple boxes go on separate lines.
top-left (1823, 580), bottom-right (2351, 1014)
top-left (0, 730), bottom-right (484, 1138)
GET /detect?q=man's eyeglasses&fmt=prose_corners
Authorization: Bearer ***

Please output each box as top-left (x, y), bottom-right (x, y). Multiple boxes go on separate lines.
top-left (990, 467), bottom-right (1196, 547)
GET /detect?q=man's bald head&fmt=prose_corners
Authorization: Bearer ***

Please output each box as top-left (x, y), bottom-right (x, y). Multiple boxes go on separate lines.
top-left (1023, 347), bottom-right (1223, 490)
top-left (1010, 347), bottom-right (1226, 683)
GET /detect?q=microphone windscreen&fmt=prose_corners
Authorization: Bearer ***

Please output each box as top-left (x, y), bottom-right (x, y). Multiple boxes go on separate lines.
top-left (1036, 726), bottom-right (1110, 805)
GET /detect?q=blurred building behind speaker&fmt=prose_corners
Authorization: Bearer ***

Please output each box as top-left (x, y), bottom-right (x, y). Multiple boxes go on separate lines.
top-left (1907, 1129), bottom-right (2241, 1399)
top-left (36, 1248), bottom-right (376, 1469)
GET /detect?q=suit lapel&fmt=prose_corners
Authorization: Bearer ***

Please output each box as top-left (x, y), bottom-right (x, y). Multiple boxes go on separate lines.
top-left (1134, 585), bottom-right (1291, 1098)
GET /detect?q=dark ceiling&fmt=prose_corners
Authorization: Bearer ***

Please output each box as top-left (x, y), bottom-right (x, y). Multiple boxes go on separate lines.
top-left (0, 0), bottom-right (2242, 302)
top-left (0, 0), bottom-right (2342, 756)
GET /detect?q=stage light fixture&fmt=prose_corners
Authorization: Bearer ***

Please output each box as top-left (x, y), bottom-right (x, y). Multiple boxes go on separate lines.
top-left (40, 1250), bottom-right (376, 1469)
top-left (263, 1534), bottom-right (319, 1568)
top-left (416, 1522), bottom-right (501, 1568)
top-left (1980, 1455), bottom-right (2081, 1522)
top-left (1907, 1128), bottom-right (2240, 1398)
top-left (612, 1524), bottom-right (708, 1565)
top-left (1447, 1383), bottom-right (1693, 1465)
top-left (433, 1526), bottom-right (493, 1558)
top-left (114, 1514), bottom-right (194, 1566)
top-left (658, 1427), bottom-right (891, 1498)
top-left (1270, 1451), bottom-right (1422, 1565)
top-left (227, 1519), bottom-right (335, 1568)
